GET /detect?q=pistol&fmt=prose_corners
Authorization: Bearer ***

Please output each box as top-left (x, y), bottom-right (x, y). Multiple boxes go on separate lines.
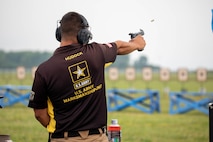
top-left (129, 29), bottom-right (145, 39)
top-left (129, 29), bottom-right (145, 51)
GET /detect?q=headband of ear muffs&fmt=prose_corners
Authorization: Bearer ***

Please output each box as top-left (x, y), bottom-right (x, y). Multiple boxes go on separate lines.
top-left (55, 14), bottom-right (93, 44)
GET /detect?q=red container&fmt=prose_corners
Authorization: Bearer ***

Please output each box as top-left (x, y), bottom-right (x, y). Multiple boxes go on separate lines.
top-left (108, 119), bottom-right (121, 142)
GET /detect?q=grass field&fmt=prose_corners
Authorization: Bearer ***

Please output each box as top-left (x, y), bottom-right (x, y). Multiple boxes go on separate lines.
top-left (0, 71), bottom-right (212, 142)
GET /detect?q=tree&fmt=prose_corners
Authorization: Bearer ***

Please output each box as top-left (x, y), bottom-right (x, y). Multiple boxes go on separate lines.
top-left (110, 55), bottom-right (130, 69)
top-left (133, 56), bottom-right (148, 70)
top-left (0, 50), bottom-right (52, 69)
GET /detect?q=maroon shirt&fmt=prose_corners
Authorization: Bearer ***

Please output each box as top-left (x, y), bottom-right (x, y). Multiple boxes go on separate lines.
top-left (28, 42), bottom-right (117, 133)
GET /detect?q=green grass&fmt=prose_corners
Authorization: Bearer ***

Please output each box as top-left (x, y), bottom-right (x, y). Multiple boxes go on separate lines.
top-left (0, 71), bottom-right (212, 142)
top-left (0, 105), bottom-right (48, 141)
top-left (0, 106), bottom-right (209, 142)
top-left (108, 111), bottom-right (208, 142)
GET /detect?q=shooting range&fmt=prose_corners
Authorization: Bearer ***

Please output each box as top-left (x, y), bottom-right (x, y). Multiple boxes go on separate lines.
top-left (0, 0), bottom-right (213, 141)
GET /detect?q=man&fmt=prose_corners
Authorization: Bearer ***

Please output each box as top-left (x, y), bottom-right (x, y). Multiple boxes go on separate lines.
top-left (28, 11), bottom-right (146, 142)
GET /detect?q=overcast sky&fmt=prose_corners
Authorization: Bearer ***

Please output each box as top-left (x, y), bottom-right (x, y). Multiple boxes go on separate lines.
top-left (0, 0), bottom-right (212, 71)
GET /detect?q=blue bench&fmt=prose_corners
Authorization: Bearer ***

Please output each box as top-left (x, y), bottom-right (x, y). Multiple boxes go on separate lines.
top-left (0, 85), bottom-right (31, 107)
top-left (107, 89), bottom-right (160, 113)
top-left (169, 91), bottom-right (213, 115)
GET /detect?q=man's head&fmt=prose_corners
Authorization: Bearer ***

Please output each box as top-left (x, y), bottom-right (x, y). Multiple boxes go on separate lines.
top-left (55, 12), bottom-right (92, 44)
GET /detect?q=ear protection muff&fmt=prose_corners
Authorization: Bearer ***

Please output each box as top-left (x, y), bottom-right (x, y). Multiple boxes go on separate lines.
top-left (77, 15), bottom-right (93, 44)
top-left (55, 14), bottom-right (93, 44)
top-left (55, 20), bottom-right (61, 42)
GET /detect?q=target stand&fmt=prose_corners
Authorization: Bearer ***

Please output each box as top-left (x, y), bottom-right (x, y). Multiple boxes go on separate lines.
top-left (107, 89), bottom-right (160, 113)
top-left (169, 91), bottom-right (213, 115)
top-left (0, 85), bottom-right (31, 107)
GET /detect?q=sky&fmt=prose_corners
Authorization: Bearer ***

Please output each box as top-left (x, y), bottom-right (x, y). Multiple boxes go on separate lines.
top-left (0, 0), bottom-right (213, 71)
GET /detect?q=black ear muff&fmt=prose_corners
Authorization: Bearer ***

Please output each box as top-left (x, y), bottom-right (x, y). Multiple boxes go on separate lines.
top-left (55, 20), bottom-right (61, 42)
top-left (77, 28), bottom-right (92, 45)
top-left (77, 15), bottom-right (93, 44)
top-left (55, 27), bottom-right (61, 42)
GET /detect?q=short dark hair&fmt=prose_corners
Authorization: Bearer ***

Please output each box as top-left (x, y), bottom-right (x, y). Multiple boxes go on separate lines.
top-left (60, 12), bottom-right (83, 38)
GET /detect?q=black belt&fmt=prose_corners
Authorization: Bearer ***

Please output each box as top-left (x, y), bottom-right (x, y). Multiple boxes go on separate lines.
top-left (51, 127), bottom-right (105, 138)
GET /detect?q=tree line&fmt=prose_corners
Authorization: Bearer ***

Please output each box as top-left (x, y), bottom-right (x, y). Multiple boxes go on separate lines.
top-left (0, 50), bottom-right (51, 68)
top-left (0, 50), bottom-right (159, 70)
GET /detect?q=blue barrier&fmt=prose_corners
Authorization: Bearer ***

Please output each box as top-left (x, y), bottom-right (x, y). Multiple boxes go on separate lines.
top-left (107, 89), bottom-right (160, 113)
top-left (0, 85), bottom-right (31, 107)
top-left (169, 91), bottom-right (213, 115)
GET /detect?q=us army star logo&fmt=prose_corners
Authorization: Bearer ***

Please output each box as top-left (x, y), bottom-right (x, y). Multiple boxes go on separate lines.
top-left (68, 60), bottom-right (91, 83)
top-left (73, 66), bottom-right (86, 79)
top-left (68, 61), bottom-right (91, 89)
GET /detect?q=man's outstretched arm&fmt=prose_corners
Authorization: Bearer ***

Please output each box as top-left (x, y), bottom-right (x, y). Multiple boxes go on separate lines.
top-left (115, 35), bottom-right (146, 55)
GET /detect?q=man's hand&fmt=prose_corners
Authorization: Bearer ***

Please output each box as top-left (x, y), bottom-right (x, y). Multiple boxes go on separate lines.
top-left (129, 35), bottom-right (146, 51)
top-left (129, 29), bottom-right (145, 51)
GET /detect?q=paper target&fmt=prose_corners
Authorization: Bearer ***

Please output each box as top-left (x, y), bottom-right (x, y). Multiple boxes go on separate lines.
top-left (142, 67), bottom-right (152, 81)
top-left (17, 66), bottom-right (26, 80)
top-left (196, 68), bottom-right (207, 82)
top-left (177, 68), bottom-right (188, 81)
top-left (125, 67), bottom-right (136, 81)
top-left (108, 67), bottom-right (119, 81)
top-left (160, 68), bottom-right (170, 81)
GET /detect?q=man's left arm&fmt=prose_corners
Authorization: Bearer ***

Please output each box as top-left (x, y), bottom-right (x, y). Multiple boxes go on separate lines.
top-left (34, 108), bottom-right (50, 128)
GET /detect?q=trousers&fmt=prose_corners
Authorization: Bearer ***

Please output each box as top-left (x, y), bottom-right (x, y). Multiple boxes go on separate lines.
top-left (49, 128), bottom-right (109, 142)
